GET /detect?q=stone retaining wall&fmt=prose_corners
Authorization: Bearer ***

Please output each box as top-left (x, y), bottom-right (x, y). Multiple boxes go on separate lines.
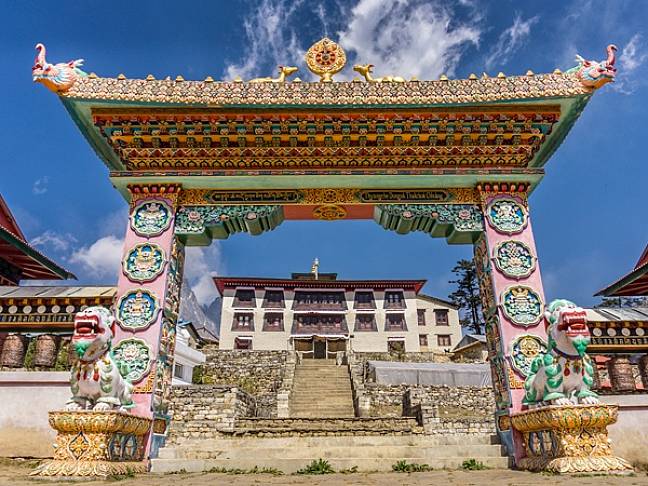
top-left (167, 385), bottom-right (255, 444)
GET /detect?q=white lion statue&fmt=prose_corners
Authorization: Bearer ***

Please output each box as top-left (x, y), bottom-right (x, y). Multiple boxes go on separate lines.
top-left (65, 306), bottom-right (134, 412)
top-left (523, 299), bottom-right (598, 407)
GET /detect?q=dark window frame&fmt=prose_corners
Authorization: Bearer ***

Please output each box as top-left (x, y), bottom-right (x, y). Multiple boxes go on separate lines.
top-left (231, 312), bottom-right (255, 331)
top-left (262, 312), bottom-right (284, 331)
top-left (384, 291), bottom-right (406, 310)
top-left (437, 334), bottom-right (452, 347)
top-left (385, 312), bottom-right (407, 331)
top-left (434, 309), bottom-right (449, 326)
top-left (354, 291), bottom-right (376, 310)
top-left (233, 289), bottom-right (257, 308)
top-left (417, 309), bottom-right (426, 326)
top-left (419, 334), bottom-right (429, 347)
top-left (262, 290), bottom-right (285, 309)
top-left (354, 313), bottom-right (377, 331)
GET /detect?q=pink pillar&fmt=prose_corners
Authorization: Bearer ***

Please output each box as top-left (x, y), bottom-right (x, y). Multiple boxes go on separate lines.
top-left (474, 186), bottom-right (548, 464)
top-left (112, 185), bottom-right (185, 456)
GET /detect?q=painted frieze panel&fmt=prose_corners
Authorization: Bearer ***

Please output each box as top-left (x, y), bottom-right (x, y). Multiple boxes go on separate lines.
top-left (117, 289), bottom-right (160, 331)
top-left (509, 334), bottom-right (548, 378)
top-left (490, 355), bottom-right (512, 410)
top-left (474, 235), bottom-right (496, 317)
top-left (493, 240), bottom-right (536, 279)
top-left (486, 198), bottom-right (528, 235)
top-left (501, 285), bottom-right (543, 327)
top-left (130, 200), bottom-right (173, 237)
top-left (113, 337), bottom-right (153, 383)
top-left (122, 243), bottom-right (166, 283)
top-left (485, 314), bottom-right (503, 360)
top-left (164, 238), bottom-right (185, 318)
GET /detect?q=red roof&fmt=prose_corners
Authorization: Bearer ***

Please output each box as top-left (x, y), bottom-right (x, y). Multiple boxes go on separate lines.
top-left (595, 243), bottom-right (648, 297)
top-left (213, 276), bottom-right (426, 295)
top-left (0, 194), bottom-right (76, 283)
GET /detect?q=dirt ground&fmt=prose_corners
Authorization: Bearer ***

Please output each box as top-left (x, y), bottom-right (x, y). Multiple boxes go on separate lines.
top-left (4, 460), bottom-right (648, 486)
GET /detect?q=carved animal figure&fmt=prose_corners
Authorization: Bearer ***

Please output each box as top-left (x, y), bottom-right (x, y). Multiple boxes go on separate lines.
top-left (524, 299), bottom-right (598, 407)
top-left (353, 64), bottom-right (405, 83)
top-left (65, 307), bottom-right (134, 412)
top-left (32, 43), bottom-right (87, 93)
top-left (565, 44), bottom-right (617, 89)
top-left (248, 65), bottom-right (298, 83)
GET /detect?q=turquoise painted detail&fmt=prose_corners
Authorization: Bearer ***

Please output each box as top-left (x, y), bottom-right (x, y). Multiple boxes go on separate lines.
top-left (486, 198), bottom-right (527, 235)
top-left (501, 286), bottom-right (543, 326)
top-left (175, 205), bottom-right (284, 245)
top-left (117, 289), bottom-right (160, 331)
top-left (374, 204), bottom-right (483, 245)
top-left (131, 200), bottom-right (172, 237)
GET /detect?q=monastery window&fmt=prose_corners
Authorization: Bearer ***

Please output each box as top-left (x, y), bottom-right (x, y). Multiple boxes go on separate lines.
top-left (354, 291), bottom-right (376, 310)
top-left (233, 289), bottom-right (256, 308)
top-left (234, 337), bottom-right (253, 350)
top-left (293, 291), bottom-right (347, 311)
top-left (263, 312), bottom-right (284, 332)
top-left (355, 313), bottom-right (377, 332)
top-left (262, 290), bottom-right (285, 309)
top-left (417, 309), bottom-right (426, 326)
top-left (173, 363), bottom-right (185, 380)
top-left (419, 334), bottom-right (429, 347)
top-left (292, 314), bottom-right (349, 334)
top-left (434, 310), bottom-right (449, 326)
top-left (437, 334), bottom-right (452, 347)
top-left (385, 313), bottom-right (407, 331)
top-left (384, 291), bottom-right (406, 310)
top-left (388, 339), bottom-right (405, 353)
top-left (231, 313), bottom-right (254, 331)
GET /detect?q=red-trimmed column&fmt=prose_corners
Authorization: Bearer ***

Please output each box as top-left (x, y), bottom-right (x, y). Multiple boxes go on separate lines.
top-left (474, 183), bottom-right (548, 463)
top-left (112, 184), bottom-right (185, 456)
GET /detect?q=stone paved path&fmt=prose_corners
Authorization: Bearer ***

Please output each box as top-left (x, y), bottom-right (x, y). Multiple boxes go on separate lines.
top-left (3, 460), bottom-right (648, 486)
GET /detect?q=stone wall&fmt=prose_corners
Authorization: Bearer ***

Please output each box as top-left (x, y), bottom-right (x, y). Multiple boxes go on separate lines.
top-left (167, 385), bottom-right (255, 444)
top-left (353, 351), bottom-right (452, 364)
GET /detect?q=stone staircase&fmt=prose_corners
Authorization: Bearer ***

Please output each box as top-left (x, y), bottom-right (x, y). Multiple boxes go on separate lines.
top-left (151, 433), bottom-right (509, 473)
top-left (289, 359), bottom-right (354, 418)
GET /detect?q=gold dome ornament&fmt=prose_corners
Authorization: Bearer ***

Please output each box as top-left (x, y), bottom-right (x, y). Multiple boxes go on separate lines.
top-left (305, 38), bottom-right (346, 82)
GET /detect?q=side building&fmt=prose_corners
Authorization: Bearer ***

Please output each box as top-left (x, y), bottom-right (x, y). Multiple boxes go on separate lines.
top-left (215, 272), bottom-right (461, 355)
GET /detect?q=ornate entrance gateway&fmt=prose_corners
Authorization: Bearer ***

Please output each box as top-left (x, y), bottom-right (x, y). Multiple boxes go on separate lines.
top-left (32, 38), bottom-right (618, 468)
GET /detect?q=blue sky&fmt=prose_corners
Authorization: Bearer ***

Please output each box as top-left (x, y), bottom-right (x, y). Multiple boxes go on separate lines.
top-left (2, 0), bottom-right (647, 308)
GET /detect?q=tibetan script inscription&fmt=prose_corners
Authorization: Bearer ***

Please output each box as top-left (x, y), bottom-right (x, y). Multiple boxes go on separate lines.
top-left (358, 190), bottom-right (450, 204)
top-left (207, 190), bottom-right (301, 205)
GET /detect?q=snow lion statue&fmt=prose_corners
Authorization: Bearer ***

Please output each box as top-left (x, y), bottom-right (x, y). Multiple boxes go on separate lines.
top-left (65, 306), bottom-right (134, 412)
top-left (523, 299), bottom-right (598, 407)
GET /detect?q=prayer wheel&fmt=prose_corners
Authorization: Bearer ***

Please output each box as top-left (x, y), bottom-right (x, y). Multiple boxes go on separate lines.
top-left (0, 334), bottom-right (29, 368)
top-left (608, 356), bottom-right (635, 392)
top-left (639, 355), bottom-right (648, 389)
top-left (33, 334), bottom-right (61, 368)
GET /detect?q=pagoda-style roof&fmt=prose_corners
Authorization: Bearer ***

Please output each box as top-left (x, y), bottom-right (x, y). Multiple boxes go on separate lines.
top-left (596, 244), bottom-right (648, 297)
top-left (0, 195), bottom-right (76, 284)
top-left (213, 276), bottom-right (426, 295)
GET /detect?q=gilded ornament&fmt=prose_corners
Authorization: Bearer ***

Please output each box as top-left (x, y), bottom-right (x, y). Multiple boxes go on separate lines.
top-left (248, 65), bottom-right (298, 83)
top-left (486, 197), bottom-right (528, 234)
top-left (122, 243), bottom-right (166, 283)
top-left (510, 334), bottom-right (547, 378)
top-left (313, 204), bottom-right (347, 220)
top-left (302, 188), bottom-right (358, 205)
top-left (353, 64), bottom-right (405, 83)
top-left (117, 289), bottom-right (160, 331)
top-left (493, 240), bottom-right (536, 279)
top-left (501, 285), bottom-right (543, 327)
top-left (112, 338), bottom-right (153, 383)
top-left (130, 200), bottom-right (172, 237)
top-left (305, 38), bottom-right (346, 82)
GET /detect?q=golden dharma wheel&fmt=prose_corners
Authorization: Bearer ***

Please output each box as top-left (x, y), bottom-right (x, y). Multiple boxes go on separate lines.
top-left (305, 38), bottom-right (346, 82)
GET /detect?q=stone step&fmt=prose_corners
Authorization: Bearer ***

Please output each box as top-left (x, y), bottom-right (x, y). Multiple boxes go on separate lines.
top-left (290, 395), bottom-right (354, 402)
top-left (233, 417), bottom-right (419, 432)
top-left (152, 455), bottom-right (510, 474)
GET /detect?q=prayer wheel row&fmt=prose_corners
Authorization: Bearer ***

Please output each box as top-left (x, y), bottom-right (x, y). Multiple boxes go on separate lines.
top-left (0, 334), bottom-right (71, 368)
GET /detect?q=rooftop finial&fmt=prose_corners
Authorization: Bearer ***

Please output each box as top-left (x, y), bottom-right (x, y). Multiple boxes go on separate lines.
top-left (311, 258), bottom-right (320, 280)
top-left (305, 38), bottom-right (346, 82)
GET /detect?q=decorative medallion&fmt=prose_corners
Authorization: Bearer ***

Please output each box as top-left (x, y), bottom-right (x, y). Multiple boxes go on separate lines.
top-left (486, 198), bottom-right (527, 234)
top-left (501, 286), bottom-right (543, 327)
top-left (305, 38), bottom-right (347, 82)
top-left (112, 338), bottom-right (153, 383)
top-left (116, 289), bottom-right (159, 331)
top-left (493, 240), bottom-right (536, 279)
top-left (130, 200), bottom-right (172, 237)
top-left (313, 204), bottom-right (347, 220)
top-left (510, 334), bottom-right (548, 378)
top-left (123, 243), bottom-right (166, 283)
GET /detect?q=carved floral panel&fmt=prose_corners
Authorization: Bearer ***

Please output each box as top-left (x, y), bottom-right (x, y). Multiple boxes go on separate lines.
top-left (509, 334), bottom-right (548, 377)
top-left (130, 200), bottom-right (172, 237)
top-left (493, 240), bottom-right (536, 279)
top-left (486, 198), bottom-right (528, 235)
top-left (123, 243), bottom-right (166, 283)
top-left (117, 289), bottom-right (160, 331)
top-left (501, 285), bottom-right (543, 327)
top-left (113, 338), bottom-right (153, 383)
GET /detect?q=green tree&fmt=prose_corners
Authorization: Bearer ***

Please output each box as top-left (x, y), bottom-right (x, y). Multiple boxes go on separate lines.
top-left (448, 258), bottom-right (484, 335)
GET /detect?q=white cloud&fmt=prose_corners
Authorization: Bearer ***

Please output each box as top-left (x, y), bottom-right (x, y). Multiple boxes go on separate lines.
top-left (32, 230), bottom-right (77, 252)
top-left (485, 14), bottom-right (538, 71)
top-left (32, 176), bottom-right (49, 195)
top-left (184, 244), bottom-right (225, 306)
top-left (338, 0), bottom-right (481, 80)
top-left (620, 34), bottom-right (647, 72)
top-left (69, 235), bottom-right (124, 281)
top-left (613, 34), bottom-right (648, 94)
top-left (223, 0), bottom-right (305, 80)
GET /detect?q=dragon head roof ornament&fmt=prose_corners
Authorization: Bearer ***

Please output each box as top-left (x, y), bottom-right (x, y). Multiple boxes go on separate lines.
top-left (565, 44), bottom-right (617, 89)
top-left (32, 43), bottom-right (87, 93)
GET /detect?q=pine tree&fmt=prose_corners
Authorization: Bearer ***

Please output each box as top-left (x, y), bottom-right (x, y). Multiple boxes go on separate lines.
top-left (448, 258), bottom-right (484, 335)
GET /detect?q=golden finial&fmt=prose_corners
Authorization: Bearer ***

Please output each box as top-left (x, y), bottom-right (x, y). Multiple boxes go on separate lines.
top-left (410, 76), bottom-right (418, 82)
top-left (497, 72), bottom-right (506, 79)
top-left (145, 74), bottom-right (155, 81)
top-left (292, 77), bottom-right (302, 83)
top-left (526, 70), bottom-right (535, 76)
top-left (468, 73), bottom-right (478, 80)
top-left (88, 72), bottom-right (98, 79)
top-left (117, 73), bottom-right (126, 80)
top-left (305, 38), bottom-right (346, 82)
top-left (175, 75), bottom-right (184, 82)
top-left (553, 68), bottom-right (562, 75)
top-left (439, 74), bottom-right (449, 81)
top-left (233, 76), bottom-right (243, 83)
top-left (204, 76), bottom-right (214, 83)
top-left (352, 77), bottom-right (362, 82)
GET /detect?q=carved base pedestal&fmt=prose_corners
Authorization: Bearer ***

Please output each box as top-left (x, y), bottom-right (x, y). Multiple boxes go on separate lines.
top-left (511, 404), bottom-right (632, 474)
top-left (31, 410), bottom-right (152, 477)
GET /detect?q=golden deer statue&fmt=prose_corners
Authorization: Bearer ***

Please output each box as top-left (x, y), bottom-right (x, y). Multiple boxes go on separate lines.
top-left (248, 65), bottom-right (298, 83)
top-left (353, 64), bottom-right (405, 83)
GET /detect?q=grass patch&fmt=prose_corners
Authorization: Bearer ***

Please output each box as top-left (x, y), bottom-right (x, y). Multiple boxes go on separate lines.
top-left (392, 460), bottom-right (432, 473)
top-left (107, 469), bottom-right (136, 481)
top-left (295, 459), bottom-right (335, 475)
top-left (461, 458), bottom-right (488, 471)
